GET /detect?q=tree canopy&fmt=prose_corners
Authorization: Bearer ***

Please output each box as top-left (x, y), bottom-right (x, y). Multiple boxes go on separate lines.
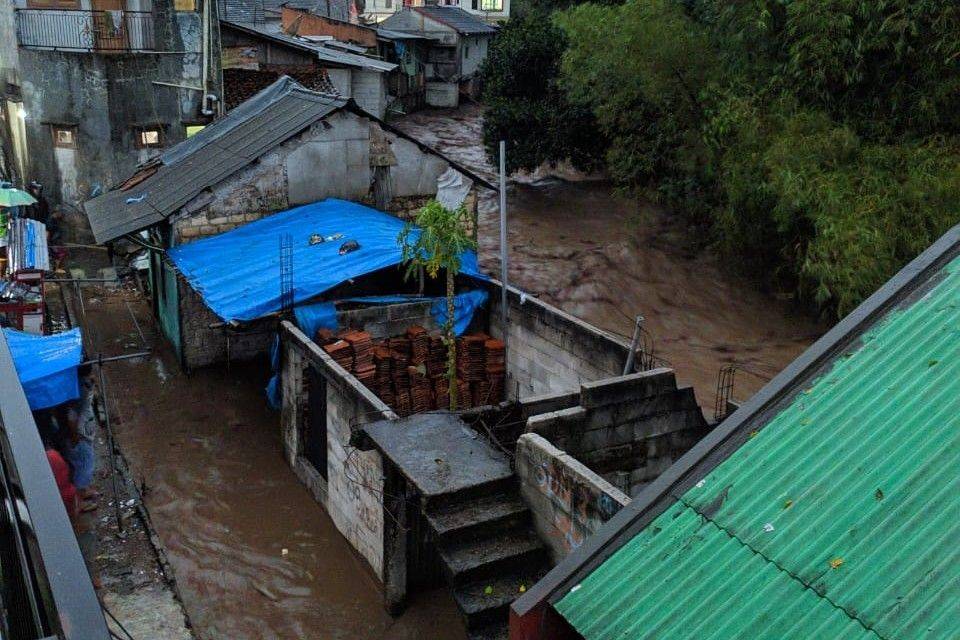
top-left (484, 0), bottom-right (960, 316)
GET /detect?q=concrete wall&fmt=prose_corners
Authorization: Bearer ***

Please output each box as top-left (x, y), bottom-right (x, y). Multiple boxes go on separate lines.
top-left (18, 0), bottom-right (218, 206)
top-left (280, 321), bottom-right (395, 581)
top-left (350, 69), bottom-right (387, 123)
top-left (459, 34), bottom-right (488, 78)
top-left (526, 369), bottom-right (709, 498)
top-left (172, 110), bottom-right (473, 245)
top-left (177, 278), bottom-right (273, 369)
top-left (516, 432), bottom-right (628, 563)
top-left (487, 282), bottom-right (631, 399)
top-left (425, 81), bottom-right (457, 108)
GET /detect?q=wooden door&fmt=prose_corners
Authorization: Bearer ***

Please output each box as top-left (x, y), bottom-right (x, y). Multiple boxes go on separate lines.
top-left (90, 0), bottom-right (129, 51)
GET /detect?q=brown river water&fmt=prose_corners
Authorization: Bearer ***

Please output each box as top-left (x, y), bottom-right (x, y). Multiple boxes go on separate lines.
top-left (80, 106), bottom-right (823, 640)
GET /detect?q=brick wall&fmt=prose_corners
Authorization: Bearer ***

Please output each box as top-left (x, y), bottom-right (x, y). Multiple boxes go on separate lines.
top-left (280, 321), bottom-right (397, 581)
top-left (526, 370), bottom-right (710, 498)
top-left (516, 433), bottom-right (629, 564)
top-left (487, 282), bottom-right (632, 399)
top-left (178, 277), bottom-right (274, 369)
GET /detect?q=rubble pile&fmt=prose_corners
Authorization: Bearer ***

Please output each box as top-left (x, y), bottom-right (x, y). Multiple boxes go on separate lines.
top-left (318, 326), bottom-right (507, 417)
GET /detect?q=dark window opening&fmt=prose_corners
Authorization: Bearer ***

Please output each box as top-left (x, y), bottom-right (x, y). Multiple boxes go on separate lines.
top-left (303, 366), bottom-right (328, 480)
top-left (51, 125), bottom-right (77, 149)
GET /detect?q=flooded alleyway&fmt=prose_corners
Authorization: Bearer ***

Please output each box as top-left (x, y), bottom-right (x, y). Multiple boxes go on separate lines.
top-left (75, 282), bottom-right (465, 640)
top-left (396, 105), bottom-right (824, 406)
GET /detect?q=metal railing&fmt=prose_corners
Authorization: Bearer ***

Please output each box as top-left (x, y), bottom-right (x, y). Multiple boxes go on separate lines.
top-left (0, 332), bottom-right (110, 639)
top-left (16, 8), bottom-right (156, 52)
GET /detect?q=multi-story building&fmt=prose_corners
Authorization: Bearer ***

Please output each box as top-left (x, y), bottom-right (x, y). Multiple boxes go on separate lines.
top-left (363, 0), bottom-right (508, 26)
top-left (9, 0), bottom-right (221, 207)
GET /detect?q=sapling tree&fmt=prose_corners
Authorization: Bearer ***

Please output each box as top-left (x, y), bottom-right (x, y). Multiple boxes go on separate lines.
top-left (398, 200), bottom-right (476, 410)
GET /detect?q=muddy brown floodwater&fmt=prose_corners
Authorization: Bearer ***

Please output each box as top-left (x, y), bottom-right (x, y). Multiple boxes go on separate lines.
top-left (397, 105), bottom-right (825, 406)
top-left (77, 285), bottom-right (466, 640)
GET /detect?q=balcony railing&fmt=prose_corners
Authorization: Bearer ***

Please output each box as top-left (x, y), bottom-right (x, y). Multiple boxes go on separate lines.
top-left (16, 8), bottom-right (156, 52)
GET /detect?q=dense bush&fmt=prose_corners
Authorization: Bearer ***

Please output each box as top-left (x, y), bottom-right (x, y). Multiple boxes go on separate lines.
top-left (486, 0), bottom-right (960, 316)
top-left (478, 11), bottom-right (605, 174)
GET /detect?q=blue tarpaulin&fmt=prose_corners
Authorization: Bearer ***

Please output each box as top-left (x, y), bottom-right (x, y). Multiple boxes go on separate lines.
top-left (3, 328), bottom-right (83, 410)
top-left (264, 290), bottom-right (489, 409)
top-left (168, 199), bottom-right (485, 322)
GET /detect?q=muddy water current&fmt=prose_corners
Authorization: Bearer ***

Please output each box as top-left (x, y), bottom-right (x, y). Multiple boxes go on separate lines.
top-left (84, 294), bottom-right (465, 640)
top-left (84, 105), bottom-right (823, 640)
top-left (397, 105), bottom-right (824, 405)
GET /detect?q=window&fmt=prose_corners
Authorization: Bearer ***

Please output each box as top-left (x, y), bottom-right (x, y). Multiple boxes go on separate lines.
top-left (173, 0), bottom-right (195, 10)
top-left (136, 127), bottom-right (163, 148)
top-left (463, 44), bottom-right (470, 59)
top-left (385, 0), bottom-right (392, 8)
top-left (472, 0), bottom-right (478, 8)
top-left (303, 367), bottom-right (328, 480)
top-left (480, 0), bottom-right (501, 9)
top-left (51, 125), bottom-right (77, 149)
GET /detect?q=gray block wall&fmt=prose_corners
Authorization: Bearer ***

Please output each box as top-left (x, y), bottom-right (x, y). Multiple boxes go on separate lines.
top-left (178, 278), bottom-right (274, 369)
top-left (526, 369), bottom-right (710, 498)
top-left (516, 433), bottom-right (629, 564)
top-left (487, 282), bottom-right (632, 399)
top-left (279, 321), bottom-right (396, 581)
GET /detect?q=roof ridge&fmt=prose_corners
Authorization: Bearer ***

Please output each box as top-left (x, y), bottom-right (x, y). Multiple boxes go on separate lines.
top-left (675, 495), bottom-right (887, 640)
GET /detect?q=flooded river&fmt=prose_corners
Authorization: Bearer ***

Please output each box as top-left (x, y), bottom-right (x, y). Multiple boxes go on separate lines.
top-left (79, 104), bottom-right (822, 640)
top-left (397, 105), bottom-right (823, 406)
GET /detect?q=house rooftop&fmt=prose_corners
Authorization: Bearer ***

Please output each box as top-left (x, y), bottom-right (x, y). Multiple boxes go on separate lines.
top-left (514, 223), bottom-right (960, 639)
top-left (410, 6), bottom-right (497, 35)
top-left (221, 20), bottom-right (396, 72)
top-left (84, 76), bottom-right (493, 244)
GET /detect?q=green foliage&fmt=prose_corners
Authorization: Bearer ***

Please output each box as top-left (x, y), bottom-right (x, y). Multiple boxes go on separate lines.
top-left (398, 200), bottom-right (476, 409)
top-left (479, 10), bottom-right (605, 173)
top-left (398, 200), bottom-right (475, 282)
top-left (550, 0), bottom-right (960, 315)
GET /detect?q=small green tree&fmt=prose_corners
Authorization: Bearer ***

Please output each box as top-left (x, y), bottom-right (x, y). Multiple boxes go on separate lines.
top-left (398, 200), bottom-right (477, 410)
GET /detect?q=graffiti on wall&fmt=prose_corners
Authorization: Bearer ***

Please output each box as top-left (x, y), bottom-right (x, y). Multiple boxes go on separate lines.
top-left (533, 458), bottom-right (623, 554)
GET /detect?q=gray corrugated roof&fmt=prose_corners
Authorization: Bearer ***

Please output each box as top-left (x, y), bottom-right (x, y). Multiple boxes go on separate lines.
top-left (412, 6), bottom-right (496, 35)
top-left (266, 0), bottom-right (351, 21)
top-left (375, 27), bottom-right (429, 41)
top-left (219, 0), bottom-right (350, 23)
top-left (85, 75), bottom-right (495, 244)
top-left (223, 20), bottom-right (397, 71)
top-left (85, 78), bottom-right (348, 244)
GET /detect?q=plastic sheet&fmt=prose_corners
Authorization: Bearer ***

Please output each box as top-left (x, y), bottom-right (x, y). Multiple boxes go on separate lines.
top-left (431, 289), bottom-right (489, 336)
top-left (3, 328), bottom-right (83, 410)
top-left (168, 199), bottom-right (485, 322)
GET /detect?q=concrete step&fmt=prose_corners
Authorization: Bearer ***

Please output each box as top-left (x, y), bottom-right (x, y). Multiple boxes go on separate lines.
top-left (454, 572), bottom-right (545, 631)
top-left (426, 493), bottom-right (530, 542)
top-left (438, 530), bottom-right (546, 587)
top-left (424, 474), bottom-right (518, 511)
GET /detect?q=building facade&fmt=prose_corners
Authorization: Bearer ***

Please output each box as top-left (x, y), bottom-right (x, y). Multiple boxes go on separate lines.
top-left (10, 0), bottom-right (221, 207)
top-left (380, 6), bottom-right (494, 107)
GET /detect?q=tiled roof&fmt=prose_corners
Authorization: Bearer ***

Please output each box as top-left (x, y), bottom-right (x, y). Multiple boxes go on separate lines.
top-left (555, 247), bottom-right (960, 639)
top-left (412, 6), bottom-right (496, 35)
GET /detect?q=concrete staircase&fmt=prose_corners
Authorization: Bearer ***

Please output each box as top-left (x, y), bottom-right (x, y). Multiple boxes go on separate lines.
top-left (425, 478), bottom-right (549, 640)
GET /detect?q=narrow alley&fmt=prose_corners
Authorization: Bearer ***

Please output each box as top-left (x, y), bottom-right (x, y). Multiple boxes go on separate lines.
top-left (69, 250), bottom-right (466, 640)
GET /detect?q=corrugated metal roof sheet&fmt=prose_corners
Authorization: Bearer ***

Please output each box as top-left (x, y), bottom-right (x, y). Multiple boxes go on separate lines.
top-left (223, 20), bottom-right (397, 71)
top-left (412, 6), bottom-right (496, 35)
top-left (556, 255), bottom-right (960, 639)
top-left (84, 79), bottom-right (347, 243)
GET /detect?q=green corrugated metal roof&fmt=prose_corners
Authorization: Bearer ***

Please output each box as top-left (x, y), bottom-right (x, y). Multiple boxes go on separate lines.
top-left (556, 256), bottom-right (960, 639)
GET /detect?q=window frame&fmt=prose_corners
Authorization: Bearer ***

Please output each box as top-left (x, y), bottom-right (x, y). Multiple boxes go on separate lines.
top-left (50, 125), bottom-right (78, 150)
